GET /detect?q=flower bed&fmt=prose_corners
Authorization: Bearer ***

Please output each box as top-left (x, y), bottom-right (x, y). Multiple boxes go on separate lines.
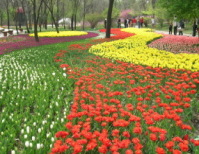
top-left (50, 28), bottom-right (199, 154)
top-left (1, 28), bottom-right (199, 154)
top-left (0, 36), bottom-right (26, 45)
top-left (148, 35), bottom-right (199, 54)
top-left (0, 32), bottom-right (98, 55)
top-left (29, 31), bottom-right (88, 37)
top-left (89, 28), bottom-right (199, 72)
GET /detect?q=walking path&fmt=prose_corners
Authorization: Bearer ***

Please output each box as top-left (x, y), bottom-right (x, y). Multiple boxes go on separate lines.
top-left (0, 29), bottom-right (196, 38)
top-left (155, 30), bottom-right (193, 37)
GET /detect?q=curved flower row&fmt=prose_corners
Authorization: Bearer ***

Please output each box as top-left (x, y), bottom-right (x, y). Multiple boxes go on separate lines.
top-left (29, 31), bottom-right (88, 37)
top-left (89, 28), bottom-right (199, 72)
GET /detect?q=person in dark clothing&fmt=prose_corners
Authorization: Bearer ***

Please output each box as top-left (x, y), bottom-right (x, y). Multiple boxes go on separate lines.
top-left (192, 21), bottom-right (197, 36)
top-left (173, 16), bottom-right (177, 35)
top-left (178, 20), bottom-right (185, 35)
top-left (104, 19), bottom-right (107, 28)
top-left (169, 23), bottom-right (172, 34)
top-left (124, 19), bottom-right (127, 28)
top-left (117, 19), bottom-right (121, 28)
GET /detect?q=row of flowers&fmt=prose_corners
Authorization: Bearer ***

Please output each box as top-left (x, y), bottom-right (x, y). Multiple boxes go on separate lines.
top-left (0, 31), bottom-right (98, 55)
top-left (29, 31), bottom-right (88, 37)
top-left (148, 35), bottom-right (199, 54)
top-left (51, 29), bottom-right (199, 154)
top-left (89, 28), bottom-right (199, 72)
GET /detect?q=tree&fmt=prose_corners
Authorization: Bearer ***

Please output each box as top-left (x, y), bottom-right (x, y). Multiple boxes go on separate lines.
top-left (0, 1), bottom-right (6, 27)
top-left (86, 13), bottom-right (103, 29)
top-left (3, 0), bottom-right (11, 29)
top-left (157, 0), bottom-right (199, 20)
top-left (20, 0), bottom-right (31, 33)
top-left (106, 0), bottom-right (114, 38)
top-left (31, 0), bottom-right (44, 42)
top-left (43, 0), bottom-right (59, 33)
top-left (70, 0), bottom-right (80, 30)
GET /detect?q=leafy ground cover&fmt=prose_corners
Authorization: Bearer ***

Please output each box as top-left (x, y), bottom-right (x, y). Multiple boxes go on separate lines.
top-left (0, 32), bottom-right (98, 55)
top-left (0, 28), bottom-right (199, 154)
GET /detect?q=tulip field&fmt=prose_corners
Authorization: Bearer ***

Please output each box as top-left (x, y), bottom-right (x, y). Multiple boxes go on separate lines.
top-left (0, 28), bottom-right (199, 154)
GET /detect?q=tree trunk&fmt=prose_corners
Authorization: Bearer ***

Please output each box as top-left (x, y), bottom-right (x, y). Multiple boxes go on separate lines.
top-left (56, 0), bottom-right (59, 27)
top-left (21, 1), bottom-right (30, 33)
top-left (82, 0), bottom-right (86, 30)
top-left (71, 15), bottom-right (74, 30)
top-left (0, 14), bottom-right (3, 26)
top-left (28, 8), bottom-right (32, 30)
top-left (6, 4), bottom-right (10, 29)
top-left (106, 0), bottom-right (114, 38)
top-left (15, 14), bottom-right (19, 35)
top-left (51, 15), bottom-right (59, 33)
top-left (33, 0), bottom-right (39, 42)
top-left (74, 14), bottom-right (76, 30)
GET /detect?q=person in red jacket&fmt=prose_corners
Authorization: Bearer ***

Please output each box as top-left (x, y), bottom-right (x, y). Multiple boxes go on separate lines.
top-left (132, 18), bottom-right (137, 27)
top-left (140, 17), bottom-right (144, 27)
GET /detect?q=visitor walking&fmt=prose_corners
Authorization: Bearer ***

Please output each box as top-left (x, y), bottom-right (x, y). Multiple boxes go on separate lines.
top-left (173, 16), bottom-right (177, 35)
top-left (151, 17), bottom-right (155, 28)
top-left (140, 17), bottom-right (144, 27)
top-left (173, 21), bottom-right (177, 35)
top-left (178, 20), bottom-right (184, 35)
top-left (104, 19), bottom-right (107, 28)
top-left (137, 17), bottom-right (141, 28)
top-left (132, 18), bottom-right (137, 27)
top-left (192, 21), bottom-right (197, 36)
top-left (124, 19), bottom-right (127, 28)
top-left (169, 23), bottom-right (172, 34)
top-left (117, 19), bottom-right (121, 28)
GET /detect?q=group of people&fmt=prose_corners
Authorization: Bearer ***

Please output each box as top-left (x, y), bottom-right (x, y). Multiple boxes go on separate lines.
top-left (104, 17), bottom-right (198, 37)
top-left (169, 20), bottom-right (185, 35)
top-left (117, 17), bottom-right (145, 28)
top-left (169, 19), bottom-right (198, 36)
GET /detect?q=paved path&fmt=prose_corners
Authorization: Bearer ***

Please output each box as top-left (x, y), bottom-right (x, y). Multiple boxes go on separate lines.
top-left (155, 30), bottom-right (194, 37)
top-left (0, 29), bottom-right (196, 38)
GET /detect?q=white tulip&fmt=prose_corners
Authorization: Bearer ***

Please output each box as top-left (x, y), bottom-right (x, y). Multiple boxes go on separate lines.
top-left (38, 128), bottom-right (41, 133)
top-left (21, 129), bottom-right (24, 134)
top-left (26, 126), bottom-right (30, 133)
top-left (32, 136), bottom-right (35, 141)
top-left (50, 124), bottom-right (53, 129)
top-left (36, 143), bottom-right (43, 149)
top-left (24, 134), bottom-right (28, 139)
top-left (25, 141), bottom-right (29, 147)
top-left (11, 150), bottom-right (15, 154)
top-left (36, 143), bottom-right (41, 149)
top-left (63, 73), bottom-right (67, 77)
top-left (55, 102), bottom-right (59, 106)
